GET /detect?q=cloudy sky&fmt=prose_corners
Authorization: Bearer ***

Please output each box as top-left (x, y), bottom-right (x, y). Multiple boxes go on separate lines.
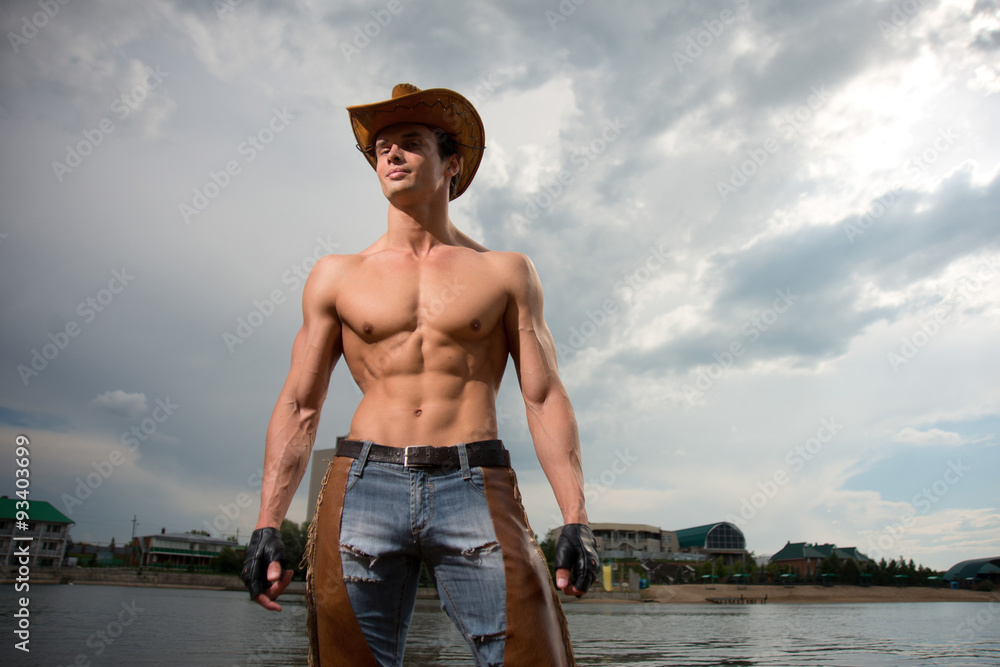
top-left (2, 0), bottom-right (998, 572)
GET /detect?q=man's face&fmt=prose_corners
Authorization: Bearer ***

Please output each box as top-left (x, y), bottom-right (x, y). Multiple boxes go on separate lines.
top-left (373, 123), bottom-right (459, 204)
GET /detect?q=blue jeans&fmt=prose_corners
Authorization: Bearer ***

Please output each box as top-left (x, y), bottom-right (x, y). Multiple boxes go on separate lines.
top-left (304, 441), bottom-right (575, 667)
top-left (342, 442), bottom-right (506, 665)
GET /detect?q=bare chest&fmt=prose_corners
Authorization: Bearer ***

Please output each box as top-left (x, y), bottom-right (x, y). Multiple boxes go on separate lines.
top-left (337, 252), bottom-right (508, 342)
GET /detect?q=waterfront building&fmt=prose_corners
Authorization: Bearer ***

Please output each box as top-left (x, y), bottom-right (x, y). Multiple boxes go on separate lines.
top-left (0, 497), bottom-right (73, 567)
top-left (546, 521), bottom-right (748, 564)
top-left (943, 556), bottom-right (1000, 587)
top-left (588, 523), bottom-right (676, 558)
top-left (769, 541), bottom-right (871, 578)
top-left (66, 541), bottom-right (135, 566)
top-left (133, 529), bottom-right (241, 569)
top-left (674, 522), bottom-right (748, 564)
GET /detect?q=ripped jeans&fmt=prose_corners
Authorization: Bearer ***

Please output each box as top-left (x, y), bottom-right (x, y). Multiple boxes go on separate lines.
top-left (306, 441), bottom-right (575, 667)
top-left (338, 444), bottom-right (507, 666)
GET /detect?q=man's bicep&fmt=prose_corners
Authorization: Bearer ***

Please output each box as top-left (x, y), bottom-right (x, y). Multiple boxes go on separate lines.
top-left (506, 254), bottom-right (559, 405)
top-left (281, 260), bottom-right (344, 407)
top-left (285, 316), bottom-right (341, 405)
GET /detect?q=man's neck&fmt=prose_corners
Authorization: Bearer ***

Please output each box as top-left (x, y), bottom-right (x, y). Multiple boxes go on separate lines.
top-left (385, 197), bottom-right (457, 256)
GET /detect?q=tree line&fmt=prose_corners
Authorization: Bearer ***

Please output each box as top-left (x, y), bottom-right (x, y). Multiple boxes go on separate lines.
top-left (693, 551), bottom-right (945, 586)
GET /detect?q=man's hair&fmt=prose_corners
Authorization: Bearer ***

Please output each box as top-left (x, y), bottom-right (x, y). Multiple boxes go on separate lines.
top-left (432, 127), bottom-right (462, 199)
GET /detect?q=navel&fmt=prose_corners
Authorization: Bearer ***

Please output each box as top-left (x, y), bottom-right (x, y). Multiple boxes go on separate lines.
top-left (414, 409), bottom-right (422, 417)
top-left (470, 319), bottom-right (481, 332)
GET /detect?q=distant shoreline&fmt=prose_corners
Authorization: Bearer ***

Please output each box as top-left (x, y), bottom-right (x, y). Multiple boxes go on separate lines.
top-left (7, 571), bottom-right (996, 605)
top-left (616, 583), bottom-right (997, 604)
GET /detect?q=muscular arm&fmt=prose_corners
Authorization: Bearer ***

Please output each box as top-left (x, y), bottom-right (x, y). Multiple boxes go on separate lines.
top-left (256, 256), bottom-right (344, 530)
top-left (504, 254), bottom-right (587, 526)
top-left (246, 256), bottom-right (343, 611)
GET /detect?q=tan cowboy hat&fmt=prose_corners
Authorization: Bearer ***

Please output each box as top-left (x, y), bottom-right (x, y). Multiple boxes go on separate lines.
top-left (347, 83), bottom-right (486, 200)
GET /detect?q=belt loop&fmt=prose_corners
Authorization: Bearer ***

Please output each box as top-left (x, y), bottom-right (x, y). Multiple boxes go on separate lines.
top-left (457, 442), bottom-right (472, 480)
top-left (355, 440), bottom-right (373, 477)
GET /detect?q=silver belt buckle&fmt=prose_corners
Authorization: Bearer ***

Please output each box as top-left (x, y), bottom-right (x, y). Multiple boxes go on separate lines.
top-left (403, 445), bottom-right (416, 467)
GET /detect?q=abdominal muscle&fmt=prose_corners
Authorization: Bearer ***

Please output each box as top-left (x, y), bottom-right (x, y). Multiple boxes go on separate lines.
top-left (348, 373), bottom-right (500, 447)
top-left (344, 331), bottom-right (507, 448)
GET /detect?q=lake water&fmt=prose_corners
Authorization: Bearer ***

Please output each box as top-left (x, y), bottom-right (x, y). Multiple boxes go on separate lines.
top-left (3, 585), bottom-right (999, 666)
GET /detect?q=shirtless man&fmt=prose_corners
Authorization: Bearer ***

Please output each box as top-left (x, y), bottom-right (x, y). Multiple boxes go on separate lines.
top-left (240, 84), bottom-right (599, 666)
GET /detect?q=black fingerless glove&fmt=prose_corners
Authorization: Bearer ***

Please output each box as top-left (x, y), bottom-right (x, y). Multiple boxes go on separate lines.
top-left (240, 527), bottom-right (288, 600)
top-left (554, 523), bottom-right (600, 593)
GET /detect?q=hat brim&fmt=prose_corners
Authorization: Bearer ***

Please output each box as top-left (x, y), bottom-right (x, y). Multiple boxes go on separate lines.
top-left (347, 87), bottom-right (485, 200)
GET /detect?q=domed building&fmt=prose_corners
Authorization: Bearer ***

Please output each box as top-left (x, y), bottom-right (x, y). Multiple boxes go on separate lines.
top-left (944, 556), bottom-right (1000, 587)
top-left (674, 522), bottom-right (748, 565)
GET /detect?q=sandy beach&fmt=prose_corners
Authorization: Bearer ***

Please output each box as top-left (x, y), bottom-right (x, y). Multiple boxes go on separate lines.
top-left (631, 583), bottom-right (997, 604)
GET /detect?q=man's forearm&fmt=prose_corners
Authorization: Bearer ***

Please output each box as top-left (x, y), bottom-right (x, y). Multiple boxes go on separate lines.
top-left (255, 402), bottom-right (320, 529)
top-left (526, 391), bottom-right (588, 525)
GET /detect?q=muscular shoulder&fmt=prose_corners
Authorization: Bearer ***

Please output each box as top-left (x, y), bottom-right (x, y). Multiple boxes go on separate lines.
top-left (484, 250), bottom-right (542, 299)
top-left (302, 253), bottom-right (362, 314)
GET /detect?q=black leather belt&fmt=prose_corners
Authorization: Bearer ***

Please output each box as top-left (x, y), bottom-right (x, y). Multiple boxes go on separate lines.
top-left (335, 439), bottom-right (510, 468)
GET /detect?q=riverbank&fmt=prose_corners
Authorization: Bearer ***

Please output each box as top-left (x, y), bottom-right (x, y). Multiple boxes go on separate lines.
top-left (0, 566), bottom-right (246, 591)
top-left (7, 569), bottom-right (995, 604)
top-left (629, 583), bottom-right (996, 604)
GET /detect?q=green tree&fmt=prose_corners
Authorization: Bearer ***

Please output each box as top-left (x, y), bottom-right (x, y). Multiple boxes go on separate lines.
top-left (279, 519), bottom-right (307, 578)
top-left (213, 546), bottom-right (243, 574)
top-left (886, 556), bottom-right (900, 580)
top-left (745, 553), bottom-right (759, 577)
top-left (539, 535), bottom-right (557, 580)
top-left (841, 558), bottom-right (860, 585)
top-left (821, 551), bottom-right (842, 580)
